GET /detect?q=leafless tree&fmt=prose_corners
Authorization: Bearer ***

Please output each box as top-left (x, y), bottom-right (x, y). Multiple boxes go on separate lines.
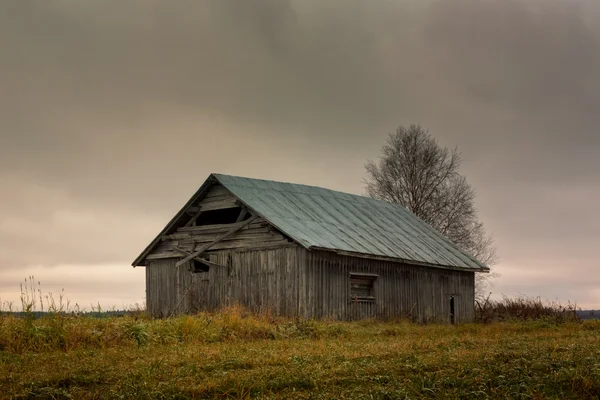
top-left (365, 124), bottom-right (498, 298)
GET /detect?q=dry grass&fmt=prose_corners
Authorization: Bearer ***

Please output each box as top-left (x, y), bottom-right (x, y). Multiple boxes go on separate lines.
top-left (1, 306), bottom-right (600, 399)
top-left (476, 295), bottom-right (580, 324)
top-left (2, 279), bottom-right (598, 398)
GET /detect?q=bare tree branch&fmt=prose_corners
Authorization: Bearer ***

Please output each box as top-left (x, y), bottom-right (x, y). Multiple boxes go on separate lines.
top-left (364, 124), bottom-right (499, 299)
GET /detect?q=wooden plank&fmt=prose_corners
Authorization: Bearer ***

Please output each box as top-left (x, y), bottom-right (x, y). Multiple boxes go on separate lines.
top-left (171, 246), bottom-right (227, 269)
top-left (154, 241), bottom-right (178, 251)
top-left (166, 234), bottom-right (283, 251)
top-left (216, 243), bottom-right (297, 253)
top-left (200, 194), bottom-right (233, 204)
top-left (183, 207), bottom-right (204, 228)
top-left (177, 219), bottom-right (267, 233)
top-left (166, 242), bottom-right (296, 256)
top-left (203, 229), bottom-right (278, 240)
top-left (170, 246), bottom-right (192, 256)
top-left (175, 215), bottom-right (258, 267)
top-left (235, 207), bottom-right (248, 223)
top-left (169, 235), bottom-right (283, 251)
top-left (203, 185), bottom-right (231, 198)
top-left (199, 199), bottom-right (239, 212)
top-left (163, 232), bottom-right (192, 241)
top-left (146, 252), bottom-right (181, 260)
top-left (165, 226), bottom-right (271, 241)
top-left (196, 239), bottom-right (289, 252)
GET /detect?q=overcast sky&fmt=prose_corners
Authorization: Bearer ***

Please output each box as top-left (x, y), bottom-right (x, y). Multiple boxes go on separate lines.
top-left (1, 0), bottom-right (599, 311)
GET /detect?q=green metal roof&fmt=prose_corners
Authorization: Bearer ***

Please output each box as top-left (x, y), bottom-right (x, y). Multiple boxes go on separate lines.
top-left (214, 174), bottom-right (488, 272)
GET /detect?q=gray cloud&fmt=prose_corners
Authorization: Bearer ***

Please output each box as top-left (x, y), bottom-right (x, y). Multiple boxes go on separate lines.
top-left (0, 0), bottom-right (598, 308)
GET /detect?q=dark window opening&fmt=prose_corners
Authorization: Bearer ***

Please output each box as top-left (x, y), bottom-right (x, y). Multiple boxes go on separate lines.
top-left (191, 259), bottom-right (210, 273)
top-left (350, 273), bottom-right (377, 303)
top-left (195, 207), bottom-right (249, 226)
top-left (450, 296), bottom-right (455, 324)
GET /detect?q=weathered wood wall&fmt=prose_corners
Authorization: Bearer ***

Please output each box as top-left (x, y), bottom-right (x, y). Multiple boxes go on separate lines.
top-left (146, 258), bottom-right (192, 318)
top-left (146, 246), bottom-right (305, 317)
top-left (143, 183), bottom-right (475, 322)
top-left (148, 216), bottom-right (289, 257)
top-left (302, 250), bottom-right (475, 323)
top-left (146, 248), bottom-right (475, 323)
top-left (146, 185), bottom-right (290, 261)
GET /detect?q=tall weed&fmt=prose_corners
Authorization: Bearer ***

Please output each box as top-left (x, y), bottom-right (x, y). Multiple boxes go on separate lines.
top-left (476, 295), bottom-right (580, 324)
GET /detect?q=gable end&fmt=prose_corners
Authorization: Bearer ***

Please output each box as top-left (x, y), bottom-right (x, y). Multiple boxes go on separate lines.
top-left (132, 175), bottom-right (295, 266)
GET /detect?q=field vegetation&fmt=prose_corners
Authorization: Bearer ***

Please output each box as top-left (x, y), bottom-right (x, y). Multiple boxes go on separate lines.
top-left (1, 279), bottom-right (599, 399)
top-left (1, 308), bottom-right (599, 398)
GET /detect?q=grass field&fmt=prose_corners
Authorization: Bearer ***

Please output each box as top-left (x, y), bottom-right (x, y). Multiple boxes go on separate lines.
top-left (1, 307), bottom-right (600, 399)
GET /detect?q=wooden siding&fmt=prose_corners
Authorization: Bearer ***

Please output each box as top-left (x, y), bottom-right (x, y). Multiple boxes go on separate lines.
top-left (302, 250), bottom-right (475, 323)
top-left (146, 246), bottom-right (305, 317)
top-left (146, 184), bottom-right (292, 261)
top-left (146, 258), bottom-right (191, 318)
top-left (146, 248), bottom-right (475, 323)
top-left (149, 217), bottom-right (290, 257)
top-left (144, 183), bottom-right (305, 317)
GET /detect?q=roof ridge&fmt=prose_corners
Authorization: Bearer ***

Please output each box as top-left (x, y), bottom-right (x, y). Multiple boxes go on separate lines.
top-left (133, 173), bottom-right (488, 271)
top-left (212, 173), bottom-right (406, 207)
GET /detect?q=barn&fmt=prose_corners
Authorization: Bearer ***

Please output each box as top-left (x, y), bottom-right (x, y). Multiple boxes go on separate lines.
top-left (132, 173), bottom-right (489, 323)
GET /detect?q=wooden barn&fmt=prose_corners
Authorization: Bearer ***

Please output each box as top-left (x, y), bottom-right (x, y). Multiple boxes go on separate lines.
top-left (132, 174), bottom-right (489, 323)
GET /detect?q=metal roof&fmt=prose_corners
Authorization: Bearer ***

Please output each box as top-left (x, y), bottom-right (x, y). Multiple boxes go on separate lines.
top-left (213, 174), bottom-right (488, 272)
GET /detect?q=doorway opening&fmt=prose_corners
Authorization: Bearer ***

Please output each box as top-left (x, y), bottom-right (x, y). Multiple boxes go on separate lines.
top-left (450, 296), bottom-right (455, 324)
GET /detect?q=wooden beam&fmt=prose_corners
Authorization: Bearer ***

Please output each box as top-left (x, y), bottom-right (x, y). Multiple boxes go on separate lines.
top-left (200, 200), bottom-right (239, 212)
top-left (235, 206), bottom-right (248, 222)
top-left (171, 246), bottom-right (226, 268)
top-left (164, 226), bottom-right (270, 241)
top-left (177, 219), bottom-right (266, 233)
top-left (145, 252), bottom-right (181, 260)
top-left (201, 238), bottom-right (291, 251)
top-left (183, 206), bottom-right (204, 228)
top-left (186, 206), bottom-right (200, 214)
top-left (175, 214), bottom-right (257, 267)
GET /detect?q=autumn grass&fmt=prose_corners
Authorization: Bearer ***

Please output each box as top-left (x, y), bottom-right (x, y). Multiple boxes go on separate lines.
top-left (476, 295), bottom-right (580, 324)
top-left (1, 308), bottom-right (600, 399)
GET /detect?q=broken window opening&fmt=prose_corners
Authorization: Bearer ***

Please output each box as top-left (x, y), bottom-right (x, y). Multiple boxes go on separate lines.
top-left (195, 207), bottom-right (250, 226)
top-left (191, 259), bottom-right (210, 273)
top-left (349, 273), bottom-right (377, 303)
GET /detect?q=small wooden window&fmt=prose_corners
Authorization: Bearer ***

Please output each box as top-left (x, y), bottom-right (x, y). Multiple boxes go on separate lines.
top-left (349, 273), bottom-right (377, 302)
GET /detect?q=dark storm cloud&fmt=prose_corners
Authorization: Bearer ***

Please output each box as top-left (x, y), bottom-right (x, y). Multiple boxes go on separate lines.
top-left (424, 0), bottom-right (600, 183)
top-left (0, 0), bottom-right (598, 307)
top-left (3, 0), bottom-right (598, 180)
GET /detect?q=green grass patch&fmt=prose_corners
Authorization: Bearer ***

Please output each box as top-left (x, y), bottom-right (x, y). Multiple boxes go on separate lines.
top-left (1, 311), bottom-right (599, 399)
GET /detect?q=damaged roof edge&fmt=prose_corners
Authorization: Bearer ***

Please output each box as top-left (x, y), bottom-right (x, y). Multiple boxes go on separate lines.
top-left (131, 173), bottom-right (219, 267)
